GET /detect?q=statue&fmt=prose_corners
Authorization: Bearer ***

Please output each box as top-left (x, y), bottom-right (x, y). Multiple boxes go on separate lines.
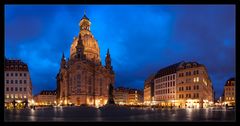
top-left (107, 83), bottom-right (115, 105)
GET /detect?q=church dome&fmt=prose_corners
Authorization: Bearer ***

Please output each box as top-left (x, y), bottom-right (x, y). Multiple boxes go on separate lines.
top-left (70, 13), bottom-right (101, 62)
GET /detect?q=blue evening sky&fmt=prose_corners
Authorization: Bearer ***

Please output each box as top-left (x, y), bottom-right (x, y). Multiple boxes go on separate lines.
top-left (5, 5), bottom-right (235, 98)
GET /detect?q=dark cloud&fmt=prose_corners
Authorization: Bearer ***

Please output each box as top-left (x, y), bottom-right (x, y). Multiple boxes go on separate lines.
top-left (5, 5), bottom-right (235, 98)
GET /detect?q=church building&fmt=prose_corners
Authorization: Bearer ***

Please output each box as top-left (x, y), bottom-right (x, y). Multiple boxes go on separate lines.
top-left (56, 12), bottom-right (115, 107)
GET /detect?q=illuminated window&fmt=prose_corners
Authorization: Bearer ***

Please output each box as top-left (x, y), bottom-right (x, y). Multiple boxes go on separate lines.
top-left (11, 94), bottom-right (14, 98)
top-left (6, 94), bottom-right (9, 98)
top-left (24, 95), bottom-right (27, 98)
top-left (196, 77), bottom-right (199, 82)
top-left (15, 94), bottom-right (18, 98)
top-left (19, 94), bottom-right (22, 98)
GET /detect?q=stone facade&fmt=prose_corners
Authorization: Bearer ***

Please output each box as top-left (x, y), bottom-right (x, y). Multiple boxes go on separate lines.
top-left (113, 87), bottom-right (129, 105)
top-left (223, 77), bottom-right (235, 106)
top-left (148, 61), bottom-right (214, 108)
top-left (114, 87), bottom-right (143, 105)
top-left (143, 74), bottom-right (155, 105)
top-left (56, 13), bottom-right (115, 107)
top-left (4, 58), bottom-right (33, 108)
top-left (34, 90), bottom-right (57, 106)
top-left (176, 62), bottom-right (214, 108)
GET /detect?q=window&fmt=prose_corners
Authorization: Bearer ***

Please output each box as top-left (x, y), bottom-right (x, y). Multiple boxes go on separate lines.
top-left (15, 73), bottom-right (18, 76)
top-left (24, 88), bottom-right (26, 91)
top-left (11, 73), bottom-right (13, 76)
top-left (173, 75), bottom-right (175, 79)
top-left (196, 70), bottom-right (199, 74)
top-left (20, 73), bottom-right (22, 76)
top-left (20, 88), bottom-right (22, 91)
top-left (11, 80), bottom-right (13, 84)
top-left (6, 87), bottom-right (9, 91)
top-left (15, 94), bottom-right (18, 98)
top-left (11, 94), bottom-right (14, 98)
top-left (20, 80), bottom-right (22, 84)
top-left (24, 80), bottom-right (27, 84)
top-left (6, 80), bottom-right (9, 84)
top-left (6, 94), bottom-right (9, 98)
top-left (179, 87), bottom-right (181, 91)
top-left (173, 81), bottom-right (175, 86)
top-left (15, 87), bottom-right (18, 91)
top-left (6, 73), bottom-right (9, 76)
top-left (11, 87), bottom-right (13, 91)
top-left (189, 86), bottom-right (191, 90)
top-left (24, 95), bottom-right (26, 98)
top-left (15, 80), bottom-right (18, 84)
top-left (189, 71), bottom-right (191, 76)
top-left (197, 85), bottom-right (199, 90)
top-left (24, 73), bottom-right (27, 76)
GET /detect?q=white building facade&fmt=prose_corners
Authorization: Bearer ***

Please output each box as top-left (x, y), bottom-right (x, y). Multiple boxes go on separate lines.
top-left (4, 58), bottom-right (33, 108)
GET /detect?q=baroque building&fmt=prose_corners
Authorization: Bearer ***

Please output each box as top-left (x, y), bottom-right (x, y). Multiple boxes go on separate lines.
top-left (143, 73), bottom-right (155, 105)
top-left (56, 13), bottom-right (115, 107)
top-left (113, 87), bottom-right (143, 105)
top-left (4, 58), bottom-right (33, 109)
top-left (176, 61), bottom-right (214, 108)
top-left (34, 90), bottom-right (57, 106)
top-left (145, 61), bottom-right (214, 108)
top-left (223, 77), bottom-right (235, 106)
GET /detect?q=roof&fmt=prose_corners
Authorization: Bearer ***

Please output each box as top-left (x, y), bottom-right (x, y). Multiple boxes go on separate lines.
top-left (4, 58), bottom-right (29, 71)
top-left (39, 90), bottom-right (57, 95)
top-left (225, 77), bottom-right (235, 86)
top-left (81, 14), bottom-right (89, 20)
top-left (154, 61), bottom-right (183, 78)
top-left (178, 61), bottom-right (203, 70)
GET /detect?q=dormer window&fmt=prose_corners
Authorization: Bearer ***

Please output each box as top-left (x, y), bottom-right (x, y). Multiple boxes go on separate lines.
top-left (186, 63), bottom-right (191, 68)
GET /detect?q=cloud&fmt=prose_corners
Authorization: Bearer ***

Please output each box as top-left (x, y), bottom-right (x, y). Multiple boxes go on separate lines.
top-left (5, 5), bottom-right (235, 98)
